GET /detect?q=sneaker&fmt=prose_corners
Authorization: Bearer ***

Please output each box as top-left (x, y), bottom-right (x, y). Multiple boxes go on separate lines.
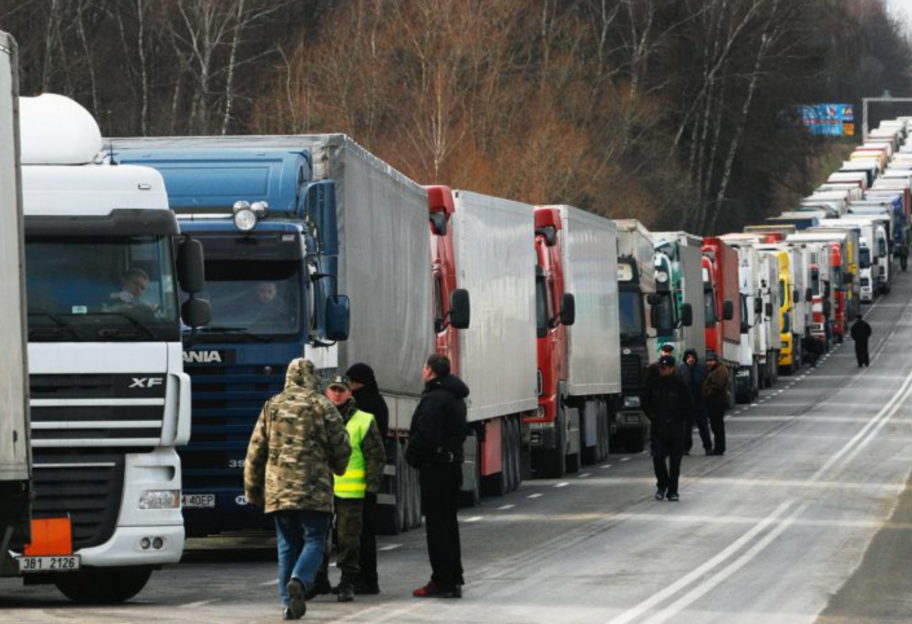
top-left (413, 580), bottom-right (461, 598)
top-left (654, 490), bottom-right (665, 501)
top-left (354, 581), bottom-right (381, 595)
top-left (282, 607), bottom-right (295, 621)
top-left (286, 579), bottom-right (307, 619)
top-left (337, 581), bottom-right (355, 603)
top-left (667, 493), bottom-right (680, 502)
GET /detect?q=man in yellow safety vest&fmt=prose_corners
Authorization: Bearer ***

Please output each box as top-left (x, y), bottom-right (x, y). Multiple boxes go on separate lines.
top-left (319, 374), bottom-right (385, 603)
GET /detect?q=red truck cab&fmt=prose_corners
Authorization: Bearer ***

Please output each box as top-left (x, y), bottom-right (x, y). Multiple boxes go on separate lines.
top-left (702, 238), bottom-right (740, 405)
top-left (426, 185), bottom-right (465, 373)
top-left (829, 242), bottom-right (846, 342)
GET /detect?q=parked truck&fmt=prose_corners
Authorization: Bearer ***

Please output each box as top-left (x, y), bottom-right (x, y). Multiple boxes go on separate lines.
top-left (702, 238), bottom-right (740, 406)
top-left (6, 94), bottom-right (209, 603)
top-left (653, 232), bottom-right (704, 357)
top-left (530, 206), bottom-right (619, 476)
top-left (0, 29), bottom-right (31, 590)
top-left (719, 235), bottom-right (764, 402)
top-left (613, 219), bottom-right (657, 453)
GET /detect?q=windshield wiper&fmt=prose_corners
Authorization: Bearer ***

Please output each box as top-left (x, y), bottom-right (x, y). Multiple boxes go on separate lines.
top-left (197, 326), bottom-right (273, 343)
top-left (27, 313), bottom-right (85, 341)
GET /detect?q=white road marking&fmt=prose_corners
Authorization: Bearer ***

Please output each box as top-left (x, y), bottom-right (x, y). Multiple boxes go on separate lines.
top-left (379, 544), bottom-right (402, 551)
top-left (578, 473), bottom-right (592, 479)
top-left (463, 516), bottom-right (484, 523)
top-left (527, 493), bottom-right (543, 499)
top-left (259, 579), bottom-right (279, 587)
top-left (498, 504), bottom-right (516, 510)
top-left (600, 464), bottom-right (613, 469)
top-left (555, 482), bottom-right (570, 488)
top-left (182, 599), bottom-right (220, 608)
top-left (620, 457), bottom-right (631, 462)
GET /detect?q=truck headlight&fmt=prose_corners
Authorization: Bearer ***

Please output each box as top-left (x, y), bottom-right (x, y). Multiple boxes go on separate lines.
top-left (139, 490), bottom-right (180, 510)
top-left (623, 396), bottom-right (641, 408)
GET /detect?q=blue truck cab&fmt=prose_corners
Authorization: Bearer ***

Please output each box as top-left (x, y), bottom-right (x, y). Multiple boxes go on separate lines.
top-left (112, 147), bottom-right (349, 535)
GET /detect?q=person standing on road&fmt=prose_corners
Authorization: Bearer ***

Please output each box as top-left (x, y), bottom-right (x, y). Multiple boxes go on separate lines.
top-left (316, 375), bottom-right (386, 603)
top-left (645, 343), bottom-right (677, 386)
top-left (244, 358), bottom-right (352, 621)
top-left (644, 355), bottom-right (693, 501)
top-left (406, 354), bottom-right (469, 598)
top-left (703, 351), bottom-right (730, 456)
top-left (679, 349), bottom-right (713, 455)
top-left (850, 314), bottom-right (872, 368)
top-left (345, 362), bottom-right (389, 596)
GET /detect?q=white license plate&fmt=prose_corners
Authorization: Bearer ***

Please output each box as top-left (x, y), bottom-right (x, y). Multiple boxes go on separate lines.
top-left (182, 494), bottom-right (216, 509)
top-left (19, 555), bottom-right (80, 574)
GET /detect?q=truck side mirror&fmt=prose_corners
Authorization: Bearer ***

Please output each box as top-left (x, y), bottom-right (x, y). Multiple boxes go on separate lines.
top-left (429, 212), bottom-right (447, 236)
top-left (177, 238), bottom-right (206, 294)
top-left (646, 293), bottom-right (662, 306)
top-left (793, 290), bottom-right (800, 305)
top-left (823, 300), bottom-right (832, 315)
top-left (754, 298), bottom-right (762, 315)
top-left (181, 298), bottom-right (211, 328)
top-left (560, 293), bottom-right (576, 326)
top-left (680, 303), bottom-right (693, 327)
top-left (723, 300), bottom-right (734, 321)
top-left (765, 302), bottom-right (773, 317)
top-left (325, 295), bottom-right (351, 341)
top-left (449, 288), bottom-right (470, 329)
top-left (805, 288), bottom-right (813, 302)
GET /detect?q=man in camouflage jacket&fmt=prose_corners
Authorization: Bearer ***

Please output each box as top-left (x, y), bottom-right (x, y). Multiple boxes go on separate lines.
top-left (244, 358), bottom-right (351, 620)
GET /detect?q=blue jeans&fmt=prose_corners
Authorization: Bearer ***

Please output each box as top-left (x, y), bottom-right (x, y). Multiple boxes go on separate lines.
top-left (274, 510), bottom-right (332, 606)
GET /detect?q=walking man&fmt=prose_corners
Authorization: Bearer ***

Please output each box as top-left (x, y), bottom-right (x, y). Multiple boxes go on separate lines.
top-left (345, 363), bottom-right (389, 595)
top-left (644, 355), bottom-right (693, 501)
top-left (244, 359), bottom-right (352, 620)
top-left (703, 351), bottom-right (730, 456)
top-left (850, 314), bottom-right (872, 367)
top-left (679, 349), bottom-right (713, 455)
top-left (407, 354), bottom-right (469, 598)
top-left (315, 375), bottom-right (386, 602)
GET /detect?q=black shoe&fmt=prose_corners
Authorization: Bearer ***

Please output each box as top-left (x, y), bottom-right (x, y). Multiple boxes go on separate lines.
top-left (283, 607), bottom-right (296, 620)
top-left (305, 577), bottom-right (331, 600)
top-left (354, 581), bottom-right (381, 595)
top-left (667, 493), bottom-right (680, 502)
top-left (655, 489), bottom-right (665, 501)
top-left (712, 450), bottom-right (725, 456)
top-left (704, 448), bottom-right (713, 456)
top-left (286, 579), bottom-right (307, 619)
top-left (336, 581), bottom-right (355, 603)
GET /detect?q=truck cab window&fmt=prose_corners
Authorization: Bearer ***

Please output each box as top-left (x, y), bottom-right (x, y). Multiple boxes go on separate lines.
top-left (704, 288), bottom-right (718, 326)
top-left (536, 276), bottom-right (549, 338)
top-left (653, 292), bottom-right (675, 335)
top-left (619, 290), bottom-right (645, 340)
top-left (433, 274), bottom-right (445, 332)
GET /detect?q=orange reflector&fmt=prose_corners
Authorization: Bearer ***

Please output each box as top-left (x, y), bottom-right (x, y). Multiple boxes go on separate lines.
top-left (24, 517), bottom-right (73, 556)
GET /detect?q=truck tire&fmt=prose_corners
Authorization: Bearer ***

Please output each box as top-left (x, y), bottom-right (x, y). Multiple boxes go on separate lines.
top-left (510, 417), bottom-right (523, 491)
top-left (460, 434), bottom-right (482, 507)
top-left (374, 440), bottom-right (405, 536)
top-left (534, 410), bottom-right (566, 479)
top-left (55, 569), bottom-right (152, 604)
top-left (581, 402), bottom-right (598, 466)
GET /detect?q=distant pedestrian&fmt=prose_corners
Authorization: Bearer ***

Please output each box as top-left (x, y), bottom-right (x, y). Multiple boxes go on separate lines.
top-left (645, 343), bottom-right (677, 386)
top-left (346, 362), bottom-right (389, 595)
top-left (315, 375), bottom-right (386, 603)
top-left (702, 351), bottom-right (730, 456)
top-left (644, 355), bottom-right (694, 502)
top-left (850, 314), bottom-right (872, 367)
top-left (244, 358), bottom-right (351, 621)
top-left (407, 354), bottom-right (468, 598)
top-left (679, 349), bottom-right (713, 455)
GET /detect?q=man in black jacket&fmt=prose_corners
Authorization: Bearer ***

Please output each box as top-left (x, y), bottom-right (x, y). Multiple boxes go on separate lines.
top-left (644, 355), bottom-right (694, 502)
top-left (345, 363), bottom-right (389, 596)
top-left (850, 314), bottom-right (872, 367)
top-left (406, 353), bottom-right (468, 599)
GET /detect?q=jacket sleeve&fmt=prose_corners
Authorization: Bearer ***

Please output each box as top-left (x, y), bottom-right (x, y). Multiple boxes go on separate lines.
top-left (362, 419), bottom-right (387, 494)
top-left (406, 394), bottom-right (444, 468)
top-left (323, 403), bottom-right (353, 476)
top-left (243, 403), bottom-right (270, 506)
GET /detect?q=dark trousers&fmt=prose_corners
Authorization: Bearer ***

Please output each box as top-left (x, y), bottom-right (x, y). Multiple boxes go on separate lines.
top-left (855, 342), bottom-right (870, 367)
top-left (708, 404), bottom-right (726, 454)
top-left (419, 463), bottom-right (464, 590)
top-left (359, 495), bottom-right (378, 586)
top-left (652, 435), bottom-right (684, 495)
top-left (317, 497), bottom-right (364, 584)
top-left (685, 407), bottom-right (713, 453)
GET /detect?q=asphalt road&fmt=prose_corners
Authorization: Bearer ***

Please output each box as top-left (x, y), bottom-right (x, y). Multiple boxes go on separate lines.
top-left (4, 274), bottom-right (912, 623)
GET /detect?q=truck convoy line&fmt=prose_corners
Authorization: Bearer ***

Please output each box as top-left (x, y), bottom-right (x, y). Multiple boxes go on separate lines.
top-left (2, 23), bottom-right (912, 601)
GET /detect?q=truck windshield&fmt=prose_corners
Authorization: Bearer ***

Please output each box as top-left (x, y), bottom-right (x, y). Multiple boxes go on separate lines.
top-left (811, 269), bottom-right (821, 295)
top-left (779, 279), bottom-right (786, 307)
top-left (859, 248), bottom-right (871, 269)
top-left (653, 292), bottom-right (675, 336)
top-left (704, 289), bottom-right (718, 326)
top-left (190, 259), bottom-right (302, 341)
top-left (25, 235), bottom-right (179, 342)
top-left (619, 290), bottom-right (645, 340)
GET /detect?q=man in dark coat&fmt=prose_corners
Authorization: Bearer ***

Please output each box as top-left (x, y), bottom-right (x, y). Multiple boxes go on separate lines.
top-left (679, 349), bottom-right (713, 455)
top-left (406, 353), bottom-right (468, 598)
top-left (345, 362), bottom-right (389, 595)
top-left (644, 355), bottom-right (694, 502)
top-left (703, 351), bottom-right (730, 456)
top-left (850, 314), bottom-right (872, 367)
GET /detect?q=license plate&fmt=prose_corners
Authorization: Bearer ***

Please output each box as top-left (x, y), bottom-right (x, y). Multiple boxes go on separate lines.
top-left (19, 555), bottom-right (80, 574)
top-left (182, 494), bottom-right (216, 509)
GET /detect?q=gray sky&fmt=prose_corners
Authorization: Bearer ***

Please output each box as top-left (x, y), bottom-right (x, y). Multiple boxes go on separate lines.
top-left (886, 0), bottom-right (912, 33)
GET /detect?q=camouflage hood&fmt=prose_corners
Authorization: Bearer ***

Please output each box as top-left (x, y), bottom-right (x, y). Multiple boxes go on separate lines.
top-left (284, 358), bottom-right (322, 393)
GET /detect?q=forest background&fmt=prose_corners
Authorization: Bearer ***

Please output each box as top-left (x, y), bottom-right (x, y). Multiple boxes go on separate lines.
top-left (2, 0), bottom-right (911, 232)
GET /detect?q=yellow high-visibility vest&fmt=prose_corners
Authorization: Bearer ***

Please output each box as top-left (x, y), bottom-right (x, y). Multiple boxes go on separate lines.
top-left (334, 409), bottom-right (375, 499)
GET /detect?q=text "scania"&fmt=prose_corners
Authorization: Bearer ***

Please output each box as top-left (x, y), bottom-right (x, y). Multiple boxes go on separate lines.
top-left (183, 351), bottom-right (223, 364)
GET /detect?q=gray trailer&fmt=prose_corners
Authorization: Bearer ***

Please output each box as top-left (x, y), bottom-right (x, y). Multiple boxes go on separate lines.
top-left (654, 231), bottom-right (706, 355)
top-left (557, 205), bottom-right (620, 464)
top-left (0, 30), bottom-right (31, 571)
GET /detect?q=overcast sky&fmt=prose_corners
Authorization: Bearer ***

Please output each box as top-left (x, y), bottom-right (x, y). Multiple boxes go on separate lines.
top-left (886, 0), bottom-right (912, 33)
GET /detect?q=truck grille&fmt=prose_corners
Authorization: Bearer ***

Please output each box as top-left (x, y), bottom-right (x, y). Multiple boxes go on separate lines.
top-left (621, 354), bottom-right (643, 388)
top-left (29, 374), bottom-right (166, 449)
top-left (31, 452), bottom-right (125, 550)
top-left (182, 364), bottom-right (286, 489)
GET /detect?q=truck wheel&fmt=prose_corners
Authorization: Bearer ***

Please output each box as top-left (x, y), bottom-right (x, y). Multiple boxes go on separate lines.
top-left (55, 569), bottom-right (152, 604)
top-left (534, 410), bottom-right (566, 479)
top-left (581, 402), bottom-right (598, 466)
top-left (511, 417), bottom-right (524, 491)
top-left (625, 428), bottom-right (646, 454)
